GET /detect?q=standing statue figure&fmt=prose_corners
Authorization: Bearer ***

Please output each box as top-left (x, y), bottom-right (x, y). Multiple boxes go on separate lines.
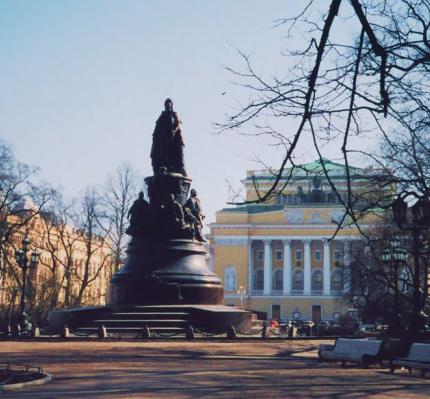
top-left (150, 98), bottom-right (186, 176)
top-left (161, 194), bottom-right (186, 235)
top-left (184, 189), bottom-right (206, 242)
top-left (126, 191), bottom-right (150, 236)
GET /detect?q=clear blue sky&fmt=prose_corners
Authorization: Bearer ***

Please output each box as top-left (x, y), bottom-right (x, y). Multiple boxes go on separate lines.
top-left (0, 0), bottom-right (374, 224)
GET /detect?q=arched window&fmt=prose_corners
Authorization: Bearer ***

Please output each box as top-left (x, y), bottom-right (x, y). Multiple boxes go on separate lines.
top-left (224, 266), bottom-right (236, 291)
top-left (331, 268), bottom-right (343, 292)
top-left (272, 268), bottom-right (283, 291)
top-left (312, 269), bottom-right (323, 292)
top-left (292, 269), bottom-right (304, 292)
top-left (253, 268), bottom-right (264, 290)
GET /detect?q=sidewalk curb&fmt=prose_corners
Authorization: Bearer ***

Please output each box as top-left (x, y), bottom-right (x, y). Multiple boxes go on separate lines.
top-left (0, 373), bottom-right (52, 392)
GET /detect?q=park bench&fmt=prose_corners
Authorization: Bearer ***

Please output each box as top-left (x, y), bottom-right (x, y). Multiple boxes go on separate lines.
top-left (318, 338), bottom-right (384, 368)
top-left (390, 343), bottom-right (430, 377)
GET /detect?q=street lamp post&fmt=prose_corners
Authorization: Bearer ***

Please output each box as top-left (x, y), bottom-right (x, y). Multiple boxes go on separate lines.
top-left (237, 285), bottom-right (246, 309)
top-left (392, 196), bottom-right (430, 334)
top-left (381, 237), bottom-right (408, 334)
top-left (0, 220), bottom-right (7, 278)
top-left (15, 234), bottom-right (40, 333)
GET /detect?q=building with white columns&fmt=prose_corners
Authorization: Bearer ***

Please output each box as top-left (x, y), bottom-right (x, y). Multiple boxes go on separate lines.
top-left (209, 159), bottom-right (384, 322)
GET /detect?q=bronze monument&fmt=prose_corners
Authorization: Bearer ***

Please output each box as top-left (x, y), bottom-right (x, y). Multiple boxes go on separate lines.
top-left (49, 99), bottom-right (251, 334)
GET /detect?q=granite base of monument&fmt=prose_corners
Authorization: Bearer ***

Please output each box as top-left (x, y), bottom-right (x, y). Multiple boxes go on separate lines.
top-left (49, 304), bottom-right (252, 335)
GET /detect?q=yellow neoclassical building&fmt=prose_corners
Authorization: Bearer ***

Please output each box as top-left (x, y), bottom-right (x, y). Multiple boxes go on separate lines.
top-left (210, 159), bottom-right (384, 322)
top-left (0, 210), bottom-right (113, 311)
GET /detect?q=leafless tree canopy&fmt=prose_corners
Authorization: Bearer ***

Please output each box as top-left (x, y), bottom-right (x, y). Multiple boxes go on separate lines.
top-left (101, 162), bottom-right (142, 273)
top-left (218, 0), bottom-right (430, 224)
top-left (0, 140), bottom-right (55, 321)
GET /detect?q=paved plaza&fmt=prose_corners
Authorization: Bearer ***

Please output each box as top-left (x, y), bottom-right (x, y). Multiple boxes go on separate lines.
top-left (1, 339), bottom-right (429, 398)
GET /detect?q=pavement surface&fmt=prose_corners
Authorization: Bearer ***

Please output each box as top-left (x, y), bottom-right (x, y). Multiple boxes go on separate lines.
top-left (0, 339), bottom-right (429, 398)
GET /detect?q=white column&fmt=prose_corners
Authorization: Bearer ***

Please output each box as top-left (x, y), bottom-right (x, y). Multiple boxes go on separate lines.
top-left (323, 239), bottom-right (331, 295)
top-left (247, 238), bottom-right (253, 293)
top-left (343, 240), bottom-right (351, 293)
top-left (303, 239), bottom-right (311, 295)
top-left (283, 239), bottom-right (292, 295)
top-left (263, 239), bottom-right (272, 295)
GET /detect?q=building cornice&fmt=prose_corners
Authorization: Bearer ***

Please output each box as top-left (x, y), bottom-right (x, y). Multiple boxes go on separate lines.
top-left (210, 223), bottom-right (370, 230)
top-left (213, 234), bottom-right (363, 245)
top-left (225, 294), bottom-right (343, 299)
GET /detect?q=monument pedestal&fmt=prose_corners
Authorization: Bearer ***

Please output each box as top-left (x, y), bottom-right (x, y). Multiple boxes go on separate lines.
top-left (109, 239), bottom-right (223, 306)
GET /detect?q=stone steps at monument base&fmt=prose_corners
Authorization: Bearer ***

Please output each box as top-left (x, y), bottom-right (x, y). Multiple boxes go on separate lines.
top-left (88, 307), bottom-right (193, 329)
top-left (50, 304), bottom-right (253, 334)
top-left (74, 326), bottom-right (186, 334)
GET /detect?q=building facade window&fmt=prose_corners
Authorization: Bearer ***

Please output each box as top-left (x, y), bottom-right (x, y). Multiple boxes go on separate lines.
top-left (224, 266), bottom-right (236, 291)
top-left (272, 268), bottom-right (283, 291)
top-left (311, 269), bottom-right (323, 292)
top-left (275, 250), bottom-right (283, 260)
top-left (272, 304), bottom-right (281, 321)
top-left (256, 250), bottom-right (263, 261)
top-left (253, 268), bottom-right (264, 290)
top-left (314, 249), bottom-right (321, 261)
top-left (292, 268), bottom-right (304, 291)
top-left (295, 249), bottom-right (303, 261)
top-left (331, 268), bottom-right (343, 291)
top-left (334, 250), bottom-right (342, 261)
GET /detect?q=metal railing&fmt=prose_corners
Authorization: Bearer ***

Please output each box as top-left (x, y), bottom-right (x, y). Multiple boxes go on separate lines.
top-left (0, 363), bottom-right (43, 374)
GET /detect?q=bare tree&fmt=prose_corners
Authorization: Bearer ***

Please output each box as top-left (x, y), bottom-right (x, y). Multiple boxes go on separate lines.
top-left (0, 140), bottom-right (54, 321)
top-left (348, 216), bottom-right (429, 328)
top-left (36, 192), bottom-right (83, 309)
top-left (101, 162), bottom-right (142, 274)
top-left (218, 0), bottom-right (430, 224)
top-left (71, 188), bottom-right (112, 306)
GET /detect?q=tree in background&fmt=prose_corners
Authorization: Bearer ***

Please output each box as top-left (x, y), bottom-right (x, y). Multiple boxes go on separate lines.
top-left (71, 188), bottom-right (112, 306)
top-left (101, 162), bottom-right (142, 274)
top-left (346, 124), bottom-right (430, 330)
top-left (347, 217), bottom-right (429, 331)
top-left (218, 0), bottom-right (430, 223)
top-left (37, 192), bottom-right (82, 310)
top-left (0, 140), bottom-right (54, 322)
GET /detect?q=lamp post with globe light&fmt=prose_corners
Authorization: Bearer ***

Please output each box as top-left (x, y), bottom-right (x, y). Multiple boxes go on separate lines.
top-left (0, 219), bottom-right (7, 279)
top-left (15, 234), bottom-right (40, 333)
top-left (392, 196), bottom-right (430, 334)
top-left (381, 236), bottom-right (408, 334)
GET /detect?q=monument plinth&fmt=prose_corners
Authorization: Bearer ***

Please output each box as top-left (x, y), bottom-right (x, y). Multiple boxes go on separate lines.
top-left (49, 99), bottom-right (251, 334)
top-left (108, 238), bottom-right (223, 306)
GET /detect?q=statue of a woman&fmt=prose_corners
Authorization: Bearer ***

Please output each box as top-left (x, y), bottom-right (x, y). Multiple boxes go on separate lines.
top-left (150, 99), bottom-right (186, 175)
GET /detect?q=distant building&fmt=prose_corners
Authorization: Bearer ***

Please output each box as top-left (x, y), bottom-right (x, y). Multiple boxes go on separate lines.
top-left (210, 159), bottom-right (387, 322)
top-left (0, 210), bottom-right (113, 312)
